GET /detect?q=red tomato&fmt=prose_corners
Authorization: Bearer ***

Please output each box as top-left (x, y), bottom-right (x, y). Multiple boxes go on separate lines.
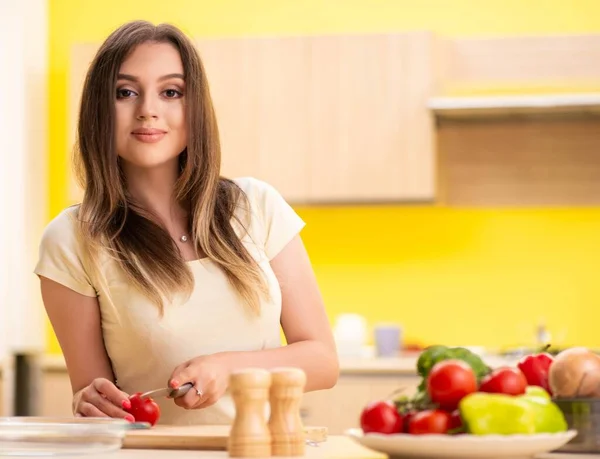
top-left (126, 393), bottom-right (161, 426)
top-left (403, 410), bottom-right (417, 433)
top-left (427, 360), bottom-right (477, 410)
top-left (360, 400), bottom-right (403, 434)
top-left (408, 409), bottom-right (451, 435)
top-left (479, 367), bottom-right (527, 396)
top-left (448, 409), bottom-right (463, 434)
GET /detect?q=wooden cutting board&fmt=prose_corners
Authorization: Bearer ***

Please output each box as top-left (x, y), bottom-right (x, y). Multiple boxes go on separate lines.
top-left (123, 425), bottom-right (328, 450)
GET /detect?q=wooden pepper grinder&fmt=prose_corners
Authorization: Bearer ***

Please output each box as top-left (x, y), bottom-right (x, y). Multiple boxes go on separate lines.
top-left (268, 367), bottom-right (307, 456)
top-left (228, 368), bottom-right (272, 458)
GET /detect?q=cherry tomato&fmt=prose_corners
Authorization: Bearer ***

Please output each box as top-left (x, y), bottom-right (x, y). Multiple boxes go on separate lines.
top-left (403, 410), bottom-right (417, 433)
top-left (479, 367), bottom-right (527, 396)
top-left (408, 409), bottom-right (451, 434)
top-left (360, 400), bottom-right (403, 434)
top-left (448, 409), bottom-right (464, 434)
top-left (427, 360), bottom-right (477, 410)
top-left (125, 393), bottom-right (161, 426)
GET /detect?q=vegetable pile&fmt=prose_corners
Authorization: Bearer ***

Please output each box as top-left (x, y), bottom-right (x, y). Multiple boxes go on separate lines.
top-left (358, 344), bottom-right (598, 436)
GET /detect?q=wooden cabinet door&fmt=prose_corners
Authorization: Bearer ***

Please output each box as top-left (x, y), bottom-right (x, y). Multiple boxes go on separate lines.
top-left (300, 374), bottom-right (421, 434)
top-left (197, 32), bottom-right (437, 204)
top-left (307, 32), bottom-right (437, 203)
top-left (198, 37), bottom-right (310, 202)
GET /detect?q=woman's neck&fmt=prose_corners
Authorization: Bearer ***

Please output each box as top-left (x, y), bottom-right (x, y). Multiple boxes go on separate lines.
top-left (122, 160), bottom-right (188, 235)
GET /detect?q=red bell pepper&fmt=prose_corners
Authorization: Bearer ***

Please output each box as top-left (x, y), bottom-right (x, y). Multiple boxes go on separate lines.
top-left (517, 349), bottom-right (554, 395)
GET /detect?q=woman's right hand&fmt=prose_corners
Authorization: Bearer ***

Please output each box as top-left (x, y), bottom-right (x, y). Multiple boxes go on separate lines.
top-left (73, 378), bottom-right (134, 422)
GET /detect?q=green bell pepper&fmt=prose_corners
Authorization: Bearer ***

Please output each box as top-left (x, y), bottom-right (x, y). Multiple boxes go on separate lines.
top-left (520, 389), bottom-right (567, 434)
top-left (524, 385), bottom-right (551, 400)
top-left (459, 388), bottom-right (567, 435)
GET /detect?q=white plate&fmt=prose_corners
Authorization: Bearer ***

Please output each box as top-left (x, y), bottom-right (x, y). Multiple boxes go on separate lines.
top-left (345, 428), bottom-right (578, 459)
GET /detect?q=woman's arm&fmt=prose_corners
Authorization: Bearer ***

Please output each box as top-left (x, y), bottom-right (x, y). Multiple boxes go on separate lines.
top-left (225, 234), bottom-right (339, 390)
top-left (39, 276), bottom-right (132, 417)
top-left (169, 235), bottom-right (339, 409)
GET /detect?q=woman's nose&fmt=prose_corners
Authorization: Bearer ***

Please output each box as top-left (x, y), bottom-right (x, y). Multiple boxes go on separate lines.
top-left (136, 95), bottom-right (159, 120)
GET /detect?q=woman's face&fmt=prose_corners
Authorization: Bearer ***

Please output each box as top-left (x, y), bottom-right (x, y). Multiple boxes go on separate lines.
top-left (114, 41), bottom-right (187, 171)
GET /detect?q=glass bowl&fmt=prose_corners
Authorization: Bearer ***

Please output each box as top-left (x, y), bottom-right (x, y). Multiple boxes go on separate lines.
top-left (0, 417), bottom-right (149, 456)
top-left (553, 398), bottom-right (600, 453)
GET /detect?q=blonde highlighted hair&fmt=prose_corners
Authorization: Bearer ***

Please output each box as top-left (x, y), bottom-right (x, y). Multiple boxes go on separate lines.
top-left (73, 20), bottom-right (269, 315)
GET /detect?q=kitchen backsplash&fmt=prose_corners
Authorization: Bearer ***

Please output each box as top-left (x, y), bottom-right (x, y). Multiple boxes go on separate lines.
top-left (295, 205), bottom-right (600, 351)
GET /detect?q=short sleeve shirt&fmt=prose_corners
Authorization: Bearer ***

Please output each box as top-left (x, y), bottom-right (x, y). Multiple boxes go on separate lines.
top-left (34, 177), bottom-right (305, 425)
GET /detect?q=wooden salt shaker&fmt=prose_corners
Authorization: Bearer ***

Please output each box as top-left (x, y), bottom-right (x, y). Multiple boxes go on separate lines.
top-left (268, 367), bottom-right (307, 456)
top-left (228, 368), bottom-right (272, 458)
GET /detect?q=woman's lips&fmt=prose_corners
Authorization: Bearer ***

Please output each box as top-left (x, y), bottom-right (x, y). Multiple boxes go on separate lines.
top-left (131, 128), bottom-right (167, 143)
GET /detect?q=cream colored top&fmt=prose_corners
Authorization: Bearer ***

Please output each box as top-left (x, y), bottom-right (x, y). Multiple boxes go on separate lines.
top-left (34, 177), bottom-right (305, 425)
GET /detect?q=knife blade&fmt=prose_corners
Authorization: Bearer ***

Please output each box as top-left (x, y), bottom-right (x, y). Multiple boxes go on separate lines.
top-left (139, 382), bottom-right (194, 399)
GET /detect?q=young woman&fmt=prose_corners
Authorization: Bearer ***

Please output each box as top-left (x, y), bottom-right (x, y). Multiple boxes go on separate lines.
top-left (35, 20), bottom-right (338, 425)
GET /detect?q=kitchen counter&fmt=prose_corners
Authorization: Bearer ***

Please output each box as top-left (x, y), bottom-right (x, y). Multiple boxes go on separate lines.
top-left (337, 354), bottom-right (521, 375)
top-left (9, 438), bottom-right (597, 459)
top-left (13, 436), bottom-right (385, 459)
top-left (34, 353), bottom-right (522, 375)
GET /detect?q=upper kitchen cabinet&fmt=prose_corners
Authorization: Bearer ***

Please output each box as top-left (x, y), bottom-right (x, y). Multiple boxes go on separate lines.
top-left (429, 34), bottom-right (600, 207)
top-left (197, 32), bottom-right (439, 204)
top-left (306, 32), bottom-right (438, 203)
top-left (196, 37), bottom-right (311, 203)
top-left (67, 32), bottom-right (600, 207)
top-left (67, 32), bottom-right (439, 204)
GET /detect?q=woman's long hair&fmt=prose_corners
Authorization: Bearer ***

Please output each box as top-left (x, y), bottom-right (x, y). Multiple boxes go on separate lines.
top-left (73, 20), bottom-right (269, 315)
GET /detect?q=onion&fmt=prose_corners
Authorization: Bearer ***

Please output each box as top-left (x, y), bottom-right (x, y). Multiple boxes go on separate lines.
top-left (549, 347), bottom-right (600, 398)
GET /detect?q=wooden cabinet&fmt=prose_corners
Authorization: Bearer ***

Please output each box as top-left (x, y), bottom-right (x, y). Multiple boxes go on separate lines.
top-left (197, 32), bottom-right (438, 204)
top-left (300, 373), bottom-right (421, 435)
top-left (197, 37), bottom-right (312, 203)
top-left (0, 371), bottom-right (73, 417)
top-left (68, 32), bottom-right (439, 205)
top-left (41, 371), bottom-right (74, 417)
top-left (2, 369), bottom-right (419, 434)
top-left (67, 32), bottom-right (600, 207)
top-left (304, 33), bottom-right (437, 203)
top-left (431, 34), bottom-right (600, 207)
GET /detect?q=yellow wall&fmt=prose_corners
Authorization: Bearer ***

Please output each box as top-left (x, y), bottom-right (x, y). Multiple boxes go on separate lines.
top-left (47, 0), bottom-right (600, 354)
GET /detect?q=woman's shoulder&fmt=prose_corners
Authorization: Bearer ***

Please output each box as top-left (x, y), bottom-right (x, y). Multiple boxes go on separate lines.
top-left (231, 176), bottom-right (277, 198)
top-left (230, 176), bottom-right (289, 213)
top-left (37, 204), bottom-right (89, 263)
top-left (229, 177), bottom-right (305, 260)
top-left (39, 205), bottom-right (81, 245)
top-left (35, 204), bottom-right (97, 297)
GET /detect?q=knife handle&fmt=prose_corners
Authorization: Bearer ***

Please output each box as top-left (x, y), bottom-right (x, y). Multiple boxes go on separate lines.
top-left (169, 382), bottom-right (194, 398)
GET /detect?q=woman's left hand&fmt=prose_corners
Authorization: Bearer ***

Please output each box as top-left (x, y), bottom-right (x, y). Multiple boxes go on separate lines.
top-left (168, 354), bottom-right (231, 410)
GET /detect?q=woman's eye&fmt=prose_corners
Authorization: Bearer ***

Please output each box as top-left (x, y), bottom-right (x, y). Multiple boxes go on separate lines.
top-left (163, 89), bottom-right (183, 98)
top-left (117, 88), bottom-right (136, 99)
